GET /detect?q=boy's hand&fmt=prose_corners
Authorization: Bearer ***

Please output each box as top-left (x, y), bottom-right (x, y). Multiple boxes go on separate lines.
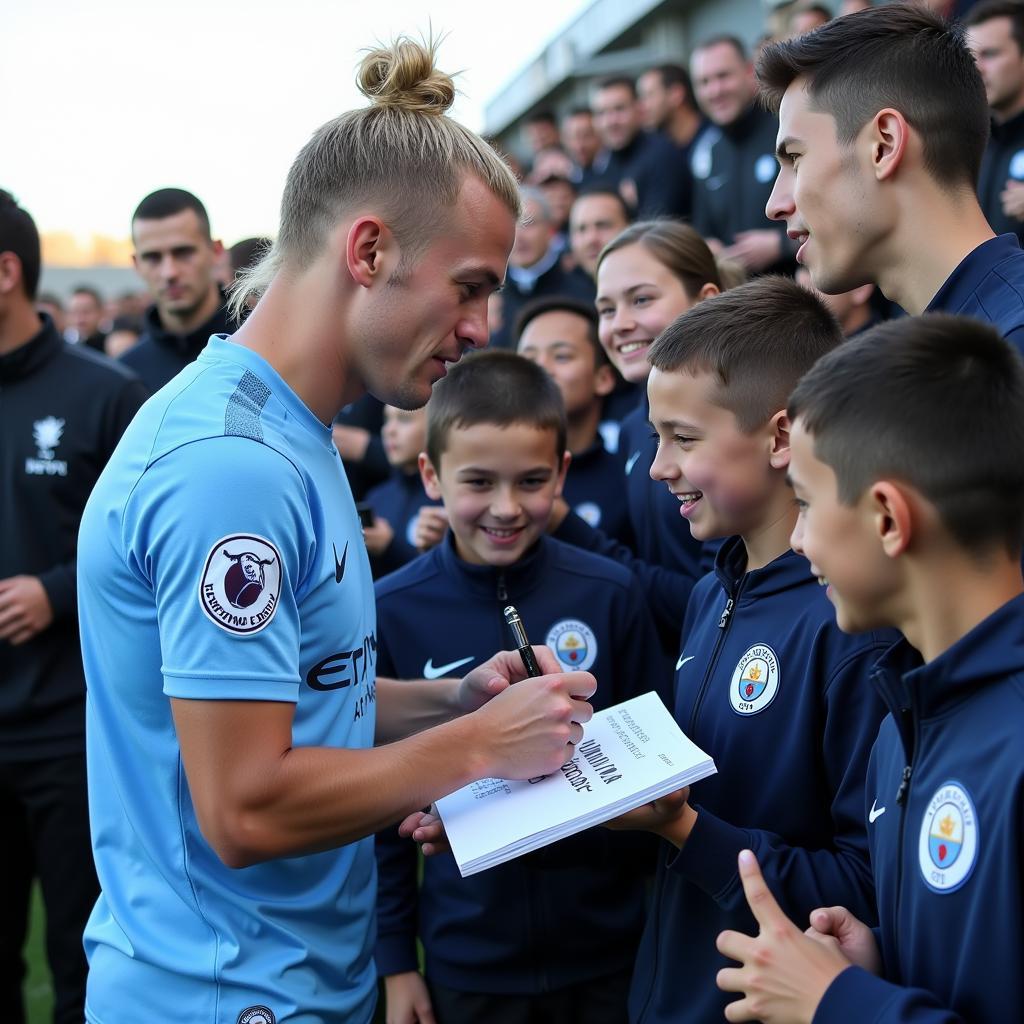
top-left (384, 971), bottom-right (436, 1024)
top-left (413, 506), bottom-right (448, 552)
top-left (805, 906), bottom-right (881, 975)
top-left (604, 787), bottom-right (696, 848)
top-left (455, 645), bottom-right (563, 713)
top-left (399, 806), bottom-right (449, 857)
top-left (716, 851), bottom-right (851, 1023)
top-left (362, 517), bottom-right (394, 556)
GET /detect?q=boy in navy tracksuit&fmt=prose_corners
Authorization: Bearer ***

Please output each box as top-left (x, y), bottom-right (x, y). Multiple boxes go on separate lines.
top-left (362, 404), bottom-right (441, 578)
top-left (717, 315), bottom-right (1024, 1023)
top-left (374, 351), bottom-right (666, 1024)
top-left (609, 277), bottom-right (902, 1024)
top-left (516, 296), bottom-right (631, 544)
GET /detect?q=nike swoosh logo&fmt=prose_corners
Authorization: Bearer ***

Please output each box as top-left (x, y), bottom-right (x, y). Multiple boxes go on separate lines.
top-left (333, 541), bottom-right (348, 584)
top-left (625, 451), bottom-right (641, 475)
top-left (869, 800), bottom-right (886, 824)
top-left (676, 654), bottom-right (695, 671)
top-left (423, 656), bottom-right (474, 680)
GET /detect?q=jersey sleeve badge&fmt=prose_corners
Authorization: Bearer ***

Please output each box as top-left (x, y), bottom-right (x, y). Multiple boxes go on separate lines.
top-left (199, 534), bottom-right (283, 635)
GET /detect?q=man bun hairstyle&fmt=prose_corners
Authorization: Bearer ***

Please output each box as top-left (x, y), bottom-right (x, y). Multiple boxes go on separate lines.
top-left (648, 275), bottom-right (841, 433)
top-left (757, 4), bottom-right (989, 191)
top-left (789, 314), bottom-right (1024, 557)
top-left (425, 351), bottom-right (567, 470)
top-left (230, 35), bottom-right (520, 320)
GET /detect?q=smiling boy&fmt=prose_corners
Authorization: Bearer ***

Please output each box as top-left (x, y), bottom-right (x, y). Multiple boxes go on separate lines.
top-left (373, 350), bottom-right (664, 1024)
top-left (759, 4), bottom-right (1024, 349)
top-left (716, 314), bottom-right (1024, 1024)
top-left (612, 277), bottom-right (902, 1024)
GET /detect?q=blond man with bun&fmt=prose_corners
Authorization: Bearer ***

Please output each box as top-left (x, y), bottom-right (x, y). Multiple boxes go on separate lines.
top-left (77, 39), bottom-right (596, 1024)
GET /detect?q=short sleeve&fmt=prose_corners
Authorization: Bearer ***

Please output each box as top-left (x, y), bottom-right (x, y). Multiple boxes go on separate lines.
top-left (123, 435), bottom-right (315, 703)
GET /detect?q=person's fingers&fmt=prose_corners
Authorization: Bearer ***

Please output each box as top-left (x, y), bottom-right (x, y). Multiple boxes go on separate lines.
top-left (737, 849), bottom-right (788, 929)
top-left (715, 928), bottom-right (757, 963)
top-left (563, 670), bottom-right (597, 700)
top-left (716, 966), bottom-right (746, 993)
top-left (567, 721), bottom-right (584, 746)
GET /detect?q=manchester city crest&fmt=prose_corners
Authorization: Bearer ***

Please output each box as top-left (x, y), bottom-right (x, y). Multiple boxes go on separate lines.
top-left (199, 534), bottom-right (283, 636)
top-left (918, 781), bottom-right (978, 893)
top-left (729, 644), bottom-right (780, 715)
top-left (237, 1007), bottom-right (276, 1024)
top-left (545, 619), bottom-right (598, 672)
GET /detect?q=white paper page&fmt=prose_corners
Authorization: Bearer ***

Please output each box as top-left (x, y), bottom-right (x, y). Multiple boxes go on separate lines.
top-left (436, 691), bottom-right (716, 874)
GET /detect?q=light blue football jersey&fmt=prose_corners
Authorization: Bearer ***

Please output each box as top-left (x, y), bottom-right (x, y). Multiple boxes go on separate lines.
top-left (78, 336), bottom-right (378, 1023)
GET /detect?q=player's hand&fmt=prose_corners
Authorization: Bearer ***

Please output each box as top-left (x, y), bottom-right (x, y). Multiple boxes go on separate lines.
top-left (716, 851), bottom-right (851, 1023)
top-left (455, 645), bottom-right (563, 713)
top-left (1001, 179), bottom-right (1024, 221)
top-left (412, 506), bottom-right (448, 552)
top-left (0, 575), bottom-right (54, 645)
top-left (331, 424), bottom-right (371, 461)
top-left (721, 230), bottom-right (783, 272)
top-left (472, 669), bottom-right (596, 780)
top-left (604, 787), bottom-right (696, 848)
top-left (362, 517), bottom-right (394, 556)
top-left (384, 970), bottom-right (437, 1024)
top-left (398, 806), bottom-right (449, 857)
top-left (805, 906), bottom-right (881, 975)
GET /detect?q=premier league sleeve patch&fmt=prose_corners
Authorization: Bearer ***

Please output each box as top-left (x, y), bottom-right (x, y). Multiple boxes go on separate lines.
top-left (545, 619), bottom-right (598, 672)
top-left (918, 781), bottom-right (979, 893)
top-left (198, 534), bottom-right (283, 635)
top-left (730, 644), bottom-right (780, 715)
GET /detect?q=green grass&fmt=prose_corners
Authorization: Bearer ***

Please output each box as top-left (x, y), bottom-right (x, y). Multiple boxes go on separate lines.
top-left (25, 884), bottom-right (54, 1023)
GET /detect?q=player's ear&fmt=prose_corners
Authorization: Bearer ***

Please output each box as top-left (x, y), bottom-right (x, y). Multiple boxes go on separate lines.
top-left (870, 480), bottom-right (912, 558)
top-left (419, 452), bottom-right (443, 500)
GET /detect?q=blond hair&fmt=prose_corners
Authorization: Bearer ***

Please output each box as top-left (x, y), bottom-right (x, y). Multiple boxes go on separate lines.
top-left (230, 36), bottom-right (521, 319)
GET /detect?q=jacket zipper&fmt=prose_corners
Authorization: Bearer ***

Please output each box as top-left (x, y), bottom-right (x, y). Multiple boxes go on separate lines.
top-left (890, 703), bottom-right (917, 979)
top-left (687, 589), bottom-right (739, 737)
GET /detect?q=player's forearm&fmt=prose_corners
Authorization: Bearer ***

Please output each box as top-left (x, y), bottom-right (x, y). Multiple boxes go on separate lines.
top-left (374, 675), bottom-right (462, 743)
top-left (209, 715), bottom-right (486, 867)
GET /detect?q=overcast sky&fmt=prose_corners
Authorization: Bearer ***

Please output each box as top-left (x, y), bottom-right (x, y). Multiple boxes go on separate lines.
top-left (6, 0), bottom-right (590, 247)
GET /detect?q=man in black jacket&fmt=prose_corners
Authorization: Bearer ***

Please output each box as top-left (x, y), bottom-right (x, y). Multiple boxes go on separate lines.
top-left (690, 35), bottom-right (795, 275)
top-left (122, 188), bottom-right (235, 392)
top-left (0, 190), bottom-right (147, 1023)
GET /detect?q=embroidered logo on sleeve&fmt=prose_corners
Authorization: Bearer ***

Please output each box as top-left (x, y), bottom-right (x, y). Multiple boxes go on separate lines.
top-left (918, 781), bottom-right (979, 893)
top-left (237, 1007), bottom-right (276, 1024)
top-left (729, 644), bottom-right (780, 715)
top-left (199, 534), bottom-right (283, 635)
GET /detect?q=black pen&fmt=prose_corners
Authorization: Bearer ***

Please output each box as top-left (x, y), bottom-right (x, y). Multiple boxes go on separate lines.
top-left (503, 605), bottom-right (542, 678)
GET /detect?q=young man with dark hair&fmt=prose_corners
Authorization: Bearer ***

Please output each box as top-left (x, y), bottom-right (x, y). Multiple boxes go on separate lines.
top-left (123, 186), bottom-right (234, 391)
top-left (590, 77), bottom-right (694, 220)
top-left (760, 3), bottom-right (1024, 348)
top-left (374, 350), bottom-right (662, 1024)
top-left (568, 186), bottom-right (634, 281)
top-left (523, 109), bottom-right (561, 161)
top-left (966, 0), bottom-right (1024, 242)
top-left (605, 276), bottom-right (897, 1024)
top-left (515, 296), bottom-right (628, 542)
top-left (716, 313), bottom-right (1024, 1024)
top-left (690, 36), bottom-right (794, 275)
top-left (561, 106), bottom-right (603, 183)
top-left (637, 63), bottom-right (706, 153)
top-left (68, 285), bottom-right (107, 351)
top-left (0, 190), bottom-right (147, 1023)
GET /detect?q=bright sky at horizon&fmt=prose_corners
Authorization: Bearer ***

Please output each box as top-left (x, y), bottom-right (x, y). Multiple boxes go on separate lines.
top-left (6, 0), bottom-right (591, 255)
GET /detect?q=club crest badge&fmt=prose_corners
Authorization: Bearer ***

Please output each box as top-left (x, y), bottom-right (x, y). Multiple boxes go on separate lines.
top-left (199, 534), bottom-right (283, 635)
top-left (918, 781), bottom-right (978, 893)
top-left (546, 619), bottom-right (598, 672)
top-left (729, 644), bottom-right (780, 715)
top-left (237, 1007), bottom-right (276, 1024)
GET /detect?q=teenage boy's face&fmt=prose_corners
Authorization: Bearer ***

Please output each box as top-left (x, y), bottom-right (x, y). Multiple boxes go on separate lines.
top-left (788, 418), bottom-right (896, 632)
top-left (421, 423), bottom-right (569, 567)
top-left (766, 81), bottom-right (881, 297)
top-left (596, 244), bottom-right (698, 385)
top-left (381, 405), bottom-right (427, 472)
top-left (647, 367), bottom-right (782, 543)
top-left (518, 311), bottom-right (613, 418)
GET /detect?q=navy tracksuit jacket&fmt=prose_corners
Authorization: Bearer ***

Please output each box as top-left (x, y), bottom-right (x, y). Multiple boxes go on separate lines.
top-left (815, 593), bottom-right (1024, 1023)
top-left (374, 533), bottom-right (667, 994)
top-left (630, 536), bottom-right (904, 1023)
